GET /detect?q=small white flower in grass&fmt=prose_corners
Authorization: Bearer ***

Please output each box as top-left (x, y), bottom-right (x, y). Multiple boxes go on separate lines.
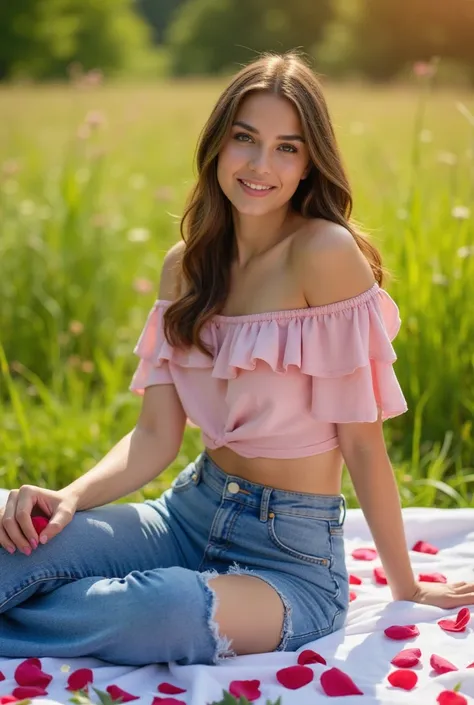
top-left (420, 129), bottom-right (433, 143)
top-left (437, 151), bottom-right (457, 166)
top-left (452, 206), bottom-right (470, 220)
top-left (129, 173), bottom-right (147, 190)
top-left (432, 273), bottom-right (448, 286)
top-left (19, 200), bottom-right (35, 216)
top-left (127, 227), bottom-right (150, 242)
top-left (396, 208), bottom-right (408, 220)
top-left (457, 245), bottom-right (474, 258)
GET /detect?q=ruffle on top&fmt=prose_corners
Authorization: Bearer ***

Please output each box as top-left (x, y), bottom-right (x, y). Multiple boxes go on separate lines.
top-left (130, 282), bottom-right (408, 423)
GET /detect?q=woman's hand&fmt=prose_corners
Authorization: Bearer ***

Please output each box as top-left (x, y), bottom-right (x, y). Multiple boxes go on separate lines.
top-left (405, 581), bottom-right (474, 609)
top-left (0, 485), bottom-right (78, 555)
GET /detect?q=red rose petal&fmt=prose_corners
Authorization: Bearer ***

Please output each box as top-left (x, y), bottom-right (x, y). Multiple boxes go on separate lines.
top-left (437, 691), bottom-right (468, 705)
top-left (0, 697), bottom-right (19, 704)
top-left (391, 648), bottom-right (422, 667)
top-left (31, 515), bottom-right (49, 535)
top-left (438, 607), bottom-right (471, 633)
top-left (387, 669), bottom-right (418, 690)
top-left (276, 665), bottom-right (314, 690)
top-left (14, 658), bottom-right (52, 688)
top-left (157, 683), bottom-right (187, 695)
top-left (384, 624), bottom-right (420, 640)
top-left (152, 698), bottom-right (185, 705)
top-left (352, 548), bottom-right (377, 561)
top-left (350, 591), bottom-right (357, 602)
top-left (320, 667), bottom-right (363, 696)
top-left (419, 573), bottom-right (447, 583)
top-left (67, 668), bottom-right (94, 692)
top-left (106, 685), bottom-right (140, 702)
top-left (229, 680), bottom-right (261, 702)
top-left (349, 574), bottom-right (362, 585)
top-left (467, 662), bottom-right (474, 668)
top-left (12, 686), bottom-right (48, 699)
top-left (0, 672), bottom-right (5, 682)
top-left (297, 649), bottom-right (327, 666)
top-left (412, 540), bottom-right (439, 555)
top-left (374, 567), bottom-right (387, 585)
top-left (430, 654), bottom-right (458, 675)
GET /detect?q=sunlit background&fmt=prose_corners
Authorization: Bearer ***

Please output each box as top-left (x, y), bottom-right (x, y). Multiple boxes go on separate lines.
top-left (0, 0), bottom-right (473, 508)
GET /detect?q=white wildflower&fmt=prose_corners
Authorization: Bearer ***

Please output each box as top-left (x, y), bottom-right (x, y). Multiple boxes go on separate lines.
top-left (452, 206), bottom-right (470, 220)
top-left (127, 227), bottom-right (150, 243)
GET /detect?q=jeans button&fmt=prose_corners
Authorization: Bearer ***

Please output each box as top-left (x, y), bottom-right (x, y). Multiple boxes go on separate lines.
top-left (228, 481), bottom-right (240, 494)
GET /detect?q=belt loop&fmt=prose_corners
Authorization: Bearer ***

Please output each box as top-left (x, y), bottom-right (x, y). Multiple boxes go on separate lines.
top-left (339, 494), bottom-right (347, 525)
top-left (259, 488), bottom-right (272, 522)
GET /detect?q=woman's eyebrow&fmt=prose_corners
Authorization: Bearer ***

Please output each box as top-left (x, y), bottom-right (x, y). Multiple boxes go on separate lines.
top-left (232, 120), bottom-right (306, 143)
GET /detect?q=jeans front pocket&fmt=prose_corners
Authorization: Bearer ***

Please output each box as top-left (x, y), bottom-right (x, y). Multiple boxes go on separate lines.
top-left (170, 463), bottom-right (199, 494)
top-left (267, 510), bottom-right (338, 567)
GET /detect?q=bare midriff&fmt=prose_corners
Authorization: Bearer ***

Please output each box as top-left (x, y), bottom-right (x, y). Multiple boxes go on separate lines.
top-left (205, 445), bottom-right (344, 495)
top-left (182, 214), bottom-right (348, 496)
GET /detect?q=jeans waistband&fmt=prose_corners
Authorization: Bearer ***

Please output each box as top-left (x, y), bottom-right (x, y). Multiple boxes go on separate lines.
top-left (195, 451), bottom-right (347, 524)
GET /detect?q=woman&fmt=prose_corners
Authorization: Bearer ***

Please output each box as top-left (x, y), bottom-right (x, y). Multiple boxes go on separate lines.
top-left (1, 51), bottom-right (473, 668)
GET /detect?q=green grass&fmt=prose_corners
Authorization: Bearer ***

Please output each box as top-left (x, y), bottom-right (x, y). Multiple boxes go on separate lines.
top-left (0, 76), bottom-right (473, 507)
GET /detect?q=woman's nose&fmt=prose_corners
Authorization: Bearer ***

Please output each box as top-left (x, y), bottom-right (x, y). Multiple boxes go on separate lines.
top-left (249, 147), bottom-right (272, 174)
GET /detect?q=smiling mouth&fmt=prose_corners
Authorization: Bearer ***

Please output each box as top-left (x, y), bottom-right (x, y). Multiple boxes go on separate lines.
top-left (237, 178), bottom-right (277, 194)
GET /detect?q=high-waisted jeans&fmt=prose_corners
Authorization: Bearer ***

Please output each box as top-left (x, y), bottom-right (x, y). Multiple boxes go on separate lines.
top-left (0, 450), bottom-right (349, 666)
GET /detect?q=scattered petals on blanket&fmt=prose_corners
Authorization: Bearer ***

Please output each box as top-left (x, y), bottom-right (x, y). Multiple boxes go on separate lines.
top-left (374, 566), bottom-right (388, 584)
top-left (430, 654), bottom-right (459, 675)
top-left (229, 679), bottom-right (261, 701)
top-left (12, 684), bottom-right (49, 699)
top-left (349, 574), bottom-right (363, 584)
top-left (66, 668), bottom-right (94, 692)
top-left (438, 607), bottom-right (471, 633)
top-left (157, 683), bottom-right (186, 695)
top-left (384, 624), bottom-right (420, 640)
top-left (276, 665), bottom-right (313, 689)
top-left (351, 547), bottom-right (378, 560)
top-left (412, 540), bottom-right (439, 554)
top-left (296, 650), bottom-right (327, 666)
top-left (14, 658), bottom-right (52, 689)
top-left (420, 572), bottom-right (448, 583)
top-left (106, 684), bottom-right (140, 701)
top-left (391, 647), bottom-right (422, 667)
top-left (387, 668), bottom-right (418, 690)
top-left (320, 667), bottom-right (363, 696)
top-left (437, 691), bottom-right (468, 705)
top-left (2, 506), bottom-right (474, 704)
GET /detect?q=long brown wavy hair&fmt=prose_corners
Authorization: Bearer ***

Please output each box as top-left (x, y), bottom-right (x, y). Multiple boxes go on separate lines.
top-left (163, 51), bottom-right (387, 359)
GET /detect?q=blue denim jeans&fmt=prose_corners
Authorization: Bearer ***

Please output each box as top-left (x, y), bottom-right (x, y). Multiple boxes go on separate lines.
top-left (0, 450), bottom-right (349, 666)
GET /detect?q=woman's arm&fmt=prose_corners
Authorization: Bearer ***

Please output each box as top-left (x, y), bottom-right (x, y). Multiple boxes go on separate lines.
top-left (337, 421), bottom-right (417, 600)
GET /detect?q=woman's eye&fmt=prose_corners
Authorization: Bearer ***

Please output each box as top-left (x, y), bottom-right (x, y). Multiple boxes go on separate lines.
top-left (232, 133), bottom-right (297, 154)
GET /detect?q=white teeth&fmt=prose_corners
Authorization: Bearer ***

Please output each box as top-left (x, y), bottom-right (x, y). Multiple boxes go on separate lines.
top-left (241, 180), bottom-right (273, 191)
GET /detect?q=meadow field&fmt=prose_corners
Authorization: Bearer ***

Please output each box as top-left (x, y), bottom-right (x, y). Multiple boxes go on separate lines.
top-left (1, 77), bottom-right (473, 508)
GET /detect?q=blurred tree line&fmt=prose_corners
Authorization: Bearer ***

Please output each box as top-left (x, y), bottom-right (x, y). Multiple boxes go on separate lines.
top-left (1, 0), bottom-right (473, 82)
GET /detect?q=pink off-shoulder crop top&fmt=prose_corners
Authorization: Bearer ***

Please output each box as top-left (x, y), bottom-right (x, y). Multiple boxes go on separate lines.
top-left (129, 282), bottom-right (408, 459)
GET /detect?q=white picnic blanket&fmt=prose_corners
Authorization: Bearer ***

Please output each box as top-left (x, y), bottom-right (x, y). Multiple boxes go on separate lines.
top-left (1, 493), bottom-right (474, 704)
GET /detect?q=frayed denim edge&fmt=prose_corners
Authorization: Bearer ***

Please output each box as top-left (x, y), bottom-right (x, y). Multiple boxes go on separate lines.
top-left (228, 562), bottom-right (294, 652)
top-left (197, 569), bottom-right (238, 665)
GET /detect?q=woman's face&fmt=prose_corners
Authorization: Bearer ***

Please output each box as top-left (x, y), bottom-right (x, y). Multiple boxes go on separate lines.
top-left (217, 92), bottom-right (311, 216)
